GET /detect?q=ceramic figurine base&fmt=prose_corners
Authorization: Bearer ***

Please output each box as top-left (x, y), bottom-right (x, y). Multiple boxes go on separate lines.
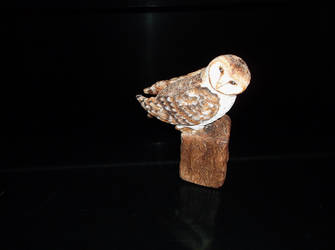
top-left (179, 115), bottom-right (231, 188)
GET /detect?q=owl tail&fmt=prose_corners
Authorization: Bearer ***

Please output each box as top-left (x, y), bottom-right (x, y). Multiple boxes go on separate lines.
top-left (136, 94), bottom-right (145, 102)
top-left (136, 95), bottom-right (147, 108)
top-left (136, 95), bottom-right (153, 118)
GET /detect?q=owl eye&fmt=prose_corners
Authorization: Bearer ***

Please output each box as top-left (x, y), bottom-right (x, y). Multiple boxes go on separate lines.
top-left (219, 66), bottom-right (224, 74)
top-left (229, 81), bottom-right (237, 85)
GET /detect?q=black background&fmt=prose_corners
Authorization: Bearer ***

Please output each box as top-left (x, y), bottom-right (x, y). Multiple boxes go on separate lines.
top-left (1, 2), bottom-right (333, 249)
top-left (2, 0), bottom-right (333, 168)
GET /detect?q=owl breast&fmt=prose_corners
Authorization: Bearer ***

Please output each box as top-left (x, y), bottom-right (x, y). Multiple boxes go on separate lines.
top-left (198, 93), bottom-right (236, 127)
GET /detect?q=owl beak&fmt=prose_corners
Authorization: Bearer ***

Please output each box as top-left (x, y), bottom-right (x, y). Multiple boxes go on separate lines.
top-left (216, 81), bottom-right (227, 89)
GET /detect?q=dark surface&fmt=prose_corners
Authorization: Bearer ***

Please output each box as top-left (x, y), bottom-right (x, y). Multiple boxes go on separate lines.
top-left (0, 155), bottom-right (332, 249)
top-left (2, 2), bottom-right (333, 168)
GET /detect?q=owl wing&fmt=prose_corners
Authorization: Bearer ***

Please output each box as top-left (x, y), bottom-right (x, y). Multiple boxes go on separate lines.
top-left (137, 86), bottom-right (220, 126)
top-left (143, 68), bottom-right (205, 95)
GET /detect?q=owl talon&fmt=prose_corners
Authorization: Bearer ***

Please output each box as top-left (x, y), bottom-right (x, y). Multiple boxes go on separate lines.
top-left (176, 126), bottom-right (196, 134)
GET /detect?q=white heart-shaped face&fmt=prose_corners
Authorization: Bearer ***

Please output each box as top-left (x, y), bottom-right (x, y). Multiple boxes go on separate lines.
top-left (209, 62), bottom-right (241, 95)
top-left (208, 54), bottom-right (251, 95)
top-left (209, 62), bottom-right (222, 89)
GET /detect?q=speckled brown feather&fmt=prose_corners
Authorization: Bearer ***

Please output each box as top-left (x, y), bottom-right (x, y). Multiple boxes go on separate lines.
top-left (137, 68), bottom-right (220, 126)
top-left (143, 68), bottom-right (204, 95)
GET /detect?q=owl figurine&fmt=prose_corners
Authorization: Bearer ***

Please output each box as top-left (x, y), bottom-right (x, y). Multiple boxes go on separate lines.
top-left (136, 55), bottom-right (251, 132)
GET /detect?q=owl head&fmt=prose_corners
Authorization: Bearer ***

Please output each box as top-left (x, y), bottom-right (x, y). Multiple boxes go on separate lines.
top-left (207, 54), bottom-right (251, 95)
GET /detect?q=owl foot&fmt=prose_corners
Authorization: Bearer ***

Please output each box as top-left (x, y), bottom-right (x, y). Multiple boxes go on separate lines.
top-left (175, 126), bottom-right (196, 134)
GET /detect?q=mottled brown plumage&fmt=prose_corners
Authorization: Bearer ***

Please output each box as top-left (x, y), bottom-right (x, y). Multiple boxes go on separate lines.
top-left (137, 68), bottom-right (220, 127)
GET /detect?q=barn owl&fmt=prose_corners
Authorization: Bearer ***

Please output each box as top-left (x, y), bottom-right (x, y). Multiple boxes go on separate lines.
top-left (136, 55), bottom-right (251, 132)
